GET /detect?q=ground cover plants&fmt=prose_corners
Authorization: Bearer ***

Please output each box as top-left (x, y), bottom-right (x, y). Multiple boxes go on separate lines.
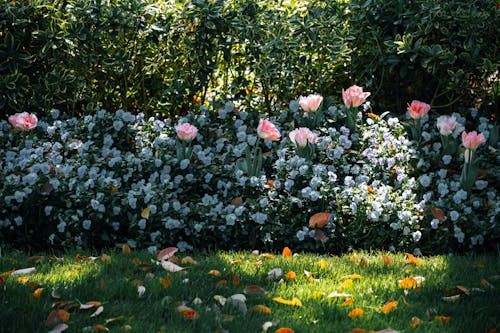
top-left (0, 248), bottom-right (499, 333)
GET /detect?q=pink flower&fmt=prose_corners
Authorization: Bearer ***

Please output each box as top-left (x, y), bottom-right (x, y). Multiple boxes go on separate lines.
top-left (8, 112), bottom-right (38, 130)
top-left (461, 131), bottom-right (485, 150)
top-left (257, 119), bottom-right (280, 141)
top-left (436, 115), bottom-right (463, 136)
top-left (298, 94), bottom-right (323, 112)
top-left (407, 100), bottom-right (430, 120)
top-left (342, 85), bottom-right (370, 108)
top-left (289, 127), bottom-right (318, 148)
top-left (175, 123), bottom-right (198, 141)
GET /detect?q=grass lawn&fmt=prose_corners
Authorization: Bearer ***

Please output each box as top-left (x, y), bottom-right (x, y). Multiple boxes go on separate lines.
top-left (0, 248), bottom-right (499, 333)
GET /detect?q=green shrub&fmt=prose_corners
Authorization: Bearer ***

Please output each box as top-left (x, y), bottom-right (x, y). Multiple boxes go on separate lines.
top-left (346, 0), bottom-right (499, 117)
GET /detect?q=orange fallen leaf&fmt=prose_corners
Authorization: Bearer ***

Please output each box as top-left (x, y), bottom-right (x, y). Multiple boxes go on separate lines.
top-left (435, 315), bottom-right (450, 323)
top-left (130, 279), bottom-right (143, 286)
top-left (57, 310), bottom-right (70, 322)
top-left (285, 271), bottom-right (296, 280)
top-left (122, 244), bottom-right (131, 255)
top-left (282, 247), bottom-right (292, 257)
top-left (231, 196), bottom-right (243, 206)
top-left (342, 298), bottom-right (354, 307)
top-left (352, 329), bottom-right (366, 333)
top-left (104, 316), bottom-right (125, 324)
top-left (95, 324), bottom-right (109, 331)
top-left (260, 253), bottom-right (275, 259)
top-left (309, 212), bottom-right (332, 228)
top-left (275, 328), bottom-right (294, 333)
top-left (348, 308), bottom-right (364, 318)
top-left (406, 253), bottom-right (420, 265)
top-left (181, 256), bottom-right (197, 265)
top-left (0, 274), bottom-right (4, 286)
top-left (382, 255), bottom-right (393, 266)
top-left (381, 301), bottom-right (398, 314)
top-left (33, 288), bottom-right (44, 298)
top-left (250, 304), bottom-right (271, 314)
top-left (208, 270), bottom-right (221, 277)
top-left (17, 276), bottom-right (29, 284)
top-left (432, 207), bottom-right (446, 222)
top-left (216, 279), bottom-right (228, 286)
top-left (100, 254), bottom-right (111, 263)
top-left (232, 274), bottom-right (240, 286)
top-left (141, 207), bottom-right (150, 219)
top-left (360, 258), bottom-right (367, 266)
top-left (399, 277), bottom-right (417, 289)
top-left (160, 278), bottom-right (170, 288)
top-left (177, 305), bottom-right (199, 320)
top-left (80, 301), bottom-right (102, 309)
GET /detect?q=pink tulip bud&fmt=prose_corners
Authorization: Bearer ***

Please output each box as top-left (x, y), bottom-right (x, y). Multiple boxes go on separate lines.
top-left (8, 112), bottom-right (38, 130)
top-left (257, 119), bottom-right (280, 141)
top-left (298, 94), bottom-right (323, 112)
top-left (175, 123), bottom-right (198, 142)
top-left (461, 131), bottom-right (485, 150)
top-left (407, 100), bottom-right (430, 120)
top-left (342, 85), bottom-right (370, 108)
top-left (289, 127), bottom-right (317, 148)
top-left (436, 115), bottom-right (463, 136)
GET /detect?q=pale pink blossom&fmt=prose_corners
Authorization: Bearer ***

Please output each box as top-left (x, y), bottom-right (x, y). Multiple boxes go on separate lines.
top-left (436, 115), bottom-right (463, 136)
top-left (175, 123), bottom-right (198, 141)
top-left (289, 127), bottom-right (318, 148)
top-left (461, 131), bottom-right (485, 150)
top-left (407, 100), bottom-right (430, 119)
top-left (342, 85), bottom-right (370, 108)
top-left (8, 112), bottom-right (38, 130)
top-left (298, 94), bottom-right (323, 112)
top-left (257, 119), bottom-right (280, 141)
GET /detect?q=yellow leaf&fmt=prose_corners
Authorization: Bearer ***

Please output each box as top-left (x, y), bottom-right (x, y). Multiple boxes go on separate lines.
top-left (17, 276), bottom-right (29, 284)
top-left (33, 288), bottom-right (44, 298)
top-left (348, 308), bottom-right (364, 318)
top-left (381, 301), bottom-right (398, 314)
top-left (282, 247), bottom-right (292, 257)
top-left (316, 259), bottom-right (328, 269)
top-left (260, 253), bottom-right (274, 259)
top-left (311, 291), bottom-right (324, 298)
top-left (342, 279), bottom-right (354, 289)
top-left (272, 297), bottom-right (302, 307)
top-left (344, 274), bottom-right (363, 280)
top-left (399, 277), bottom-right (417, 289)
top-left (141, 207), bottom-right (150, 219)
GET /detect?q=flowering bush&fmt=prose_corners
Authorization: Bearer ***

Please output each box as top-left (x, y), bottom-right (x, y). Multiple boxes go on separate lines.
top-left (0, 92), bottom-right (498, 254)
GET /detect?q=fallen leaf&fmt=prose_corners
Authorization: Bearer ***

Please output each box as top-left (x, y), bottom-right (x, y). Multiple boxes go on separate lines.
top-left (381, 301), bottom-right (398, 314)
top-left (435, 315), bottom-right (450, 323)
top-left (90, 306), bottom-right (104, 318)
top-left (177, 305), bottom-right (199, 320)
top-left (398, 277), bottom-right (417, 289)
top-left (309, 212), bottom-right (332, 228)
top-left (250, 305), bottom-right (271, 314)
top-left (275, 328), bottom-right (294, 333)
top-left (260, 253), bottom-right (275, 259)
top-left (432, 207), bottom-right (446, 222)
top-left (214, 295), bottom-right (227, 306)
top-left (17, 276), bottom-right (29, 284)
top-left (348, 308), bottom-right (364, 318)
top-left (232, 274), bottom-right (240, 286)
top-left (314, 229), bottom-right (327, 243)
top-left (327, 291), bottom-right (352, 298)
top-left (11, 267), bottom-right (36, 275)
top-left (26, 256), bottom-right (45, 264)
top-left (282, 247), bottom-right (292, 257)
top-left (95, 324), bottom-right (109, 331)
top-left (100, 254), bottom-right (111, 263)
top-left (0, 274), bottom-right (4, 286)
top-left (141, 207), bottom-right (150, 219)
top-left (480, 278), bottom-right (494, 289)
top-left (80, 301), bottom-right (102, 310)
top-left (122, 244), bottom-right (131, 255)
top-left (181, 256), bottom-right (197, 265)
top-left (406, 254), bottom-right (420, 265)
top-left (208, 269), bottom-right (221, 277)
top-left (137, 286), bottom-right (146, 297)
top-left (316, 259), bottom-right (328, 269)
top-left (360, 258), bottom-right (367, 266)
top-left (344, 274), bottom-right (363, 280)
top-left (382, 255), bottom-right (393, 266)
top-left (285, 271), bottom-right (296, 280)
top-left (375, 329), bottom-right (399, 333)
top-left (160, 260), bottom-right (184, 272)
top-left (442, 295), bottom-right (461, 302)
top-left (351, 329), bottom-right (367, 333)
top-left (244, 285), bottom-right (265, 294)
top-left (47, 323), bottom-right (69, 333)
top-left (342, 298), bottom-right (354, 306)
top-left (272, 297), bottom-right (302, 307)
top-left (409, 316), bottom-right (423, 328)
top-left (130, 279), bottom-right (143, 286)
top-left (231, 196), bottom-right (243, 206)
top-left (160, 278), bottom-right (170, 288)
top-left (33, 288), bottom-right (44, 298)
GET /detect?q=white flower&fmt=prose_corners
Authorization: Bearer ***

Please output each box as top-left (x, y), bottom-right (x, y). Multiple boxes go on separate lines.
top-left (412, 231), bottom-right (422, 242)
top-left (82, 220), bottom-right (92, 230)
top-left (450, 211), bottom-right (460, 221)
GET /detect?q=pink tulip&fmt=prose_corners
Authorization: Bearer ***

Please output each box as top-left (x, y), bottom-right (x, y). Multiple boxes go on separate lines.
top-left (289, 127), bottom-right (317, 148)
top-left (298, 94), bottom-right (323, 112)
top-left (342, 85), bottom-right (370, 108)
top-left (436, 115), bottom-right (463, 136)
top-left (461, 131), bottom-right (485, 150)
top-left (257, 119), bottom-right (280, 141)
top-left (407, 100), bottom-right (430, 120)
top-left (175, 123), bottom-right (198, 142)
top-left (8, 112), bottom-right (38, 130)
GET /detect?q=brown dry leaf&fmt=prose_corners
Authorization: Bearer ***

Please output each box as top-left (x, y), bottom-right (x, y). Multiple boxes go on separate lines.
top-left (100, 254), bottom-right (111, 263)
top-left (33, 288), bottom-right (44, 298)
top-left (26, 256), bottom-right (45, 264)
top-left (231, 196), bottom-right (243, 206)
top-left (309, 212), bottom-right (332, 228)
top-left (432, 207), bottom-right (446, 222)
top-left (442, 295), bottom-right (461, 302)
top-left (250, 305), bottom-right (271, 314)
top-left (122, 245), bottom-right (132, 255)
top-left (480, 278), bottom-right (494, 289)
top-left (456, 285), bottom-right (471, 295)
top-left (95, 324), bottom-right (109, 331)
top-left (409, 316), bottom-right (423, 328)
top-left (160, 260), bottom-right (184, 273)
top-left (130, 279), bottom-right (143, 286)
top-left (181, 256), bottom-right (197, 265)
top-left (382, 255), bottom-right (393, 266)
top-left (244, 285), bottom-right (265, 295)
top-left (360, 258), bottom-right (367, 266)
top-left (104, 316), bottom-right (125, 324)
top-left (80, 301), bottom-right (102, 310)
top-left (208, 270), bottom-right (221, 277)
top-left (141, 207), bottom-right (150, 219)
top-left (160, 278), bottom-right (170, 288)
top-left (232, 274), bottom-right (240, 286)
top-left (260, 253), bottom-right (274, 259)
top-left (57, 310), bottom-right (70, 323)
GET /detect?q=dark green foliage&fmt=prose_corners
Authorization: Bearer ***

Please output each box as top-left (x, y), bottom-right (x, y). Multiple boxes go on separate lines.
top-left (346, 0), bottom-right (499, 117)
